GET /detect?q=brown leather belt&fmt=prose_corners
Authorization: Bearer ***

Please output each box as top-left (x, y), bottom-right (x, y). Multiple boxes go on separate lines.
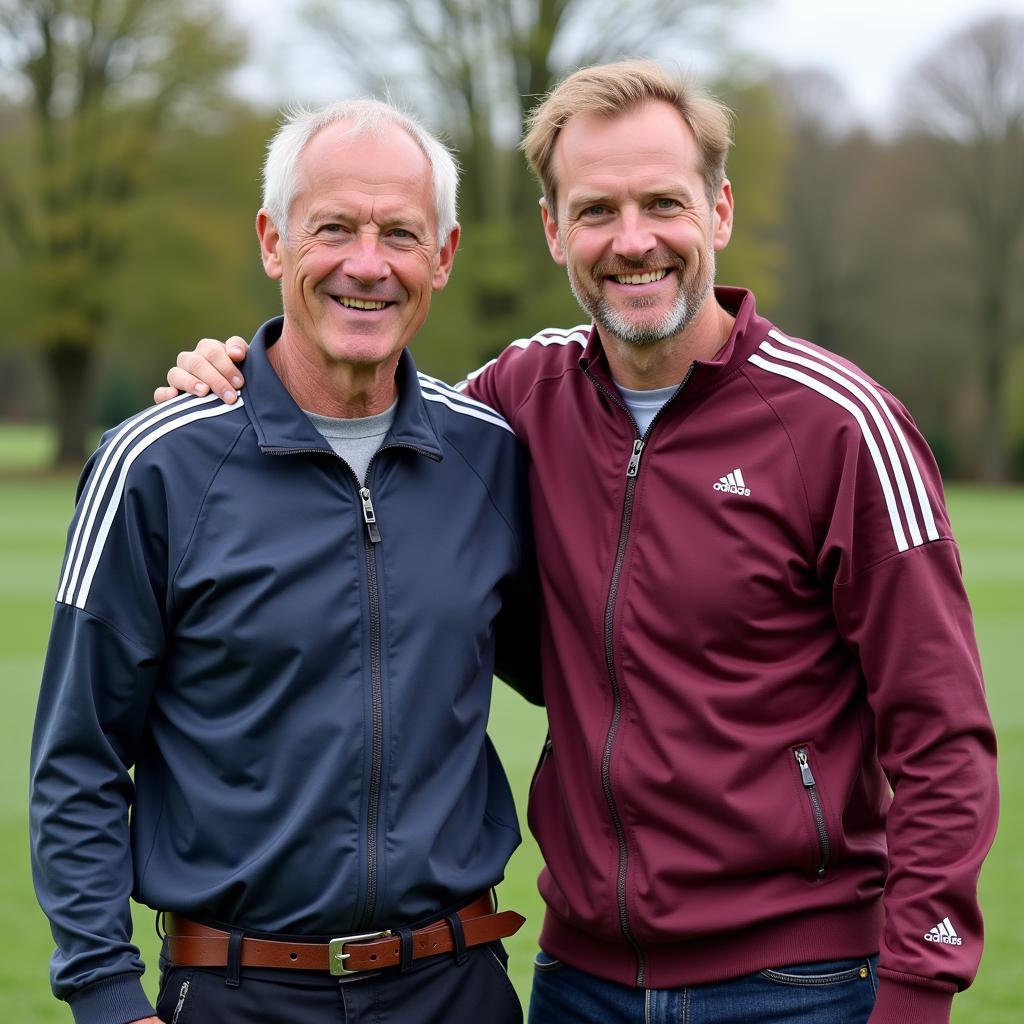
top-left (165, 893), bottom-right (524, 976)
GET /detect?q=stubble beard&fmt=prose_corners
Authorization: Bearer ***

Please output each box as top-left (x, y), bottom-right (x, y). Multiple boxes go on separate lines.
top-left (567, 248), bottom-right (716, 348)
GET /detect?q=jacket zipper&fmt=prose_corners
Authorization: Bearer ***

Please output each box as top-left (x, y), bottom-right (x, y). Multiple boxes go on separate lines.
top-left (583, 361), bottom-right (695, 987)
top-left (355, 450), bottom-right (392, 927)
top-left (358, 490), bottom-right (385, 925)
top-left (359, 487), bottom-right (381, 544)
top-left (170, 978), bottom-right (190, 1024)
top-left (794, 747), bottom-right (831, 878)
top-left (264, 442), bottom-right (437, 927)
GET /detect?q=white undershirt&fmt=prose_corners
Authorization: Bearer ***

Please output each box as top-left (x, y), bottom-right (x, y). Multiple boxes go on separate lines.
top-left (614, 382), bottom-right (679, 436)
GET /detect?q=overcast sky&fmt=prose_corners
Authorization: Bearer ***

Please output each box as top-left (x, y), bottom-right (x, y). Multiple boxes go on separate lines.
top-left (731, 0), bottom-right (1024, 121)
top-left (226, 0), bottom-right (1024, 128)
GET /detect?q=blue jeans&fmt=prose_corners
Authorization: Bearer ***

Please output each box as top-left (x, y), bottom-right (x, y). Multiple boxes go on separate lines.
top-left (528, 951), bottom-right (878, 1024)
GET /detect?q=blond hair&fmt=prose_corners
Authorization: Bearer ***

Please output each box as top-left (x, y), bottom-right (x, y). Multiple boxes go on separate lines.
top-left (521, 59), bottom-right (733, 213)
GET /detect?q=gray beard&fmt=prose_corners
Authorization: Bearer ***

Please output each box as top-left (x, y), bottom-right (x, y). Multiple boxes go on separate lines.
top-left (567, 260), bottom-right (715, 348)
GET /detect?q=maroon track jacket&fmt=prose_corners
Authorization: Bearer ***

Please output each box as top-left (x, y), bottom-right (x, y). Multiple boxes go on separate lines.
top-left (462, 287), bottom-right (997, 1024)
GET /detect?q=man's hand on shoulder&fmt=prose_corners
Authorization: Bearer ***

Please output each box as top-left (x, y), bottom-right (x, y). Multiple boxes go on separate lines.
top-left (153, 336), bottom-right (249, 406)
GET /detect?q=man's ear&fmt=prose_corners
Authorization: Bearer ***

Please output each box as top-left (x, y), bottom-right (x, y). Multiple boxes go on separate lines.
top-left (712, 180), bottom-right (734, 253)
top-left (540, 197), bottom-right (567, 266)
top-left (256, 209), bottom-right (284, 280)
top-left (432, 224), bottom-right (461, 291)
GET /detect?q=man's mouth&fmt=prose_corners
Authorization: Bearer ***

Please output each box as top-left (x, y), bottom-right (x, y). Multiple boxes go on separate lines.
top-left (334, 296), bottom-right (392, 311)
top-left (609, 269), bottom-right (670, 285)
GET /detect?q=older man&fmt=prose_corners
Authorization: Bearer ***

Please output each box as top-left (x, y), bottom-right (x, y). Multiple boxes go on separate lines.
top-left (159, 61), bottom-right (997, 1024)
top-left (30, 101), bottom-right (537, 1024)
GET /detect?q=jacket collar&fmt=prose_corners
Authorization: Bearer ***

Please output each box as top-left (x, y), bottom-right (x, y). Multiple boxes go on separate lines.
top-left (578, 286), bottom-right (773, 397)
top-left (241, 316), bottom-right (444, 460)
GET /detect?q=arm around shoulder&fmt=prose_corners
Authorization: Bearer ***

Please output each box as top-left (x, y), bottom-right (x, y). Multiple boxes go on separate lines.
top-left (157, 336), bottom-right (249, 405)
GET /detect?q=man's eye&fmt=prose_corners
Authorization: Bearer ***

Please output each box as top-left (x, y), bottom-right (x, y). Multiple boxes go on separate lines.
top-left (390, 228), bottom-right (414, 239)
top-left (582, 205), bottom-right (608, 217)
top-left (654, 198), bottom-right (680, 211)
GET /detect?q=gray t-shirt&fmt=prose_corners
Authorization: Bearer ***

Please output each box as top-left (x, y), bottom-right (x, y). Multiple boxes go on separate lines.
top-left (615, 382), bottom-right (679, 436)
top-left (304, 401), bottom-right (397, 484)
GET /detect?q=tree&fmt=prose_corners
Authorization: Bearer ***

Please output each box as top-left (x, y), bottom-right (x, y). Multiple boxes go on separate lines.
top-left (713, 77), bottom-right (787, 309)
top-left (767, 69), bottom-right (863, 350)
top-left (303, 0), bottom-right (742, 221)
top-left (296, 1), bottom-right (753, 379)
top-left (0, 0), bottom-right (244, 465)
top-left (904, 15), bottom-right (1024, 481)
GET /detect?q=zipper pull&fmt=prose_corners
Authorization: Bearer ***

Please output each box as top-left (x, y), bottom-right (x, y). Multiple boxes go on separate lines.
top-left (795, 748), bottom-right (816, 787)
top-left (626, 439), bottom-right (645, 477)
top-left (359, 487), bottom-right (381, 544)
top-left (171, 979), bottom-right (190, 1024)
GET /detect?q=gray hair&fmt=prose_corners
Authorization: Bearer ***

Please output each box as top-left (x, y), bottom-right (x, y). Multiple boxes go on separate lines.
top-left (262, 99), bottom-right (459, 250)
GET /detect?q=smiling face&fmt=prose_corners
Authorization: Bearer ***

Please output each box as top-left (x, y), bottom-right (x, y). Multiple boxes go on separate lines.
top-left (542, 100), bottom-right (733, 350)
top-left (257, 120), bottom-right (458, 396)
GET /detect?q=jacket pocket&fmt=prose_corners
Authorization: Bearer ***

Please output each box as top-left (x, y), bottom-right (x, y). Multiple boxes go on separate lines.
top-left (793, 745), bottom-right (832, 879)
top-left (156, 970), bottom-right (194, 1024)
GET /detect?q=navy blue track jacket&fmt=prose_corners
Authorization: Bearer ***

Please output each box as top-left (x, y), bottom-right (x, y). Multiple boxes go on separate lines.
top-left (30, 319), bottom-right (539, 1024)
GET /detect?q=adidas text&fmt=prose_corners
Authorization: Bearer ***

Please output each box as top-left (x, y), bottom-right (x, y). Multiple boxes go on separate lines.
top-left (713, 468), bottom-right (751, 497)
top-left (713, 482), bottom-right (751, 496)
top-left (923, 917), bottom-right (962, 945)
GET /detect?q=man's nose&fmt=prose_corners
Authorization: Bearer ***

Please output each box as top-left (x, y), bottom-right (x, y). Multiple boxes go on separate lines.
top-left (611, 209), bottom-right (656, 261)
top-left (342, 232), bottom-right (390, 283)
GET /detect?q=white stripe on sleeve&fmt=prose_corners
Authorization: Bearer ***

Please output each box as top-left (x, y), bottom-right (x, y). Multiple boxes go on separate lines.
top-left (420, 385), bottom-right (514, 433)
top-left (768, 331), bottom-right (937, 540)
top-left (748, 353), bottom-right (910, 552)
top-left (760, 337), bottom-right (924, 546)
top-left (67, 399), bottom-right (243, 609)
top-left (57, 394), bottom-right (211, 604)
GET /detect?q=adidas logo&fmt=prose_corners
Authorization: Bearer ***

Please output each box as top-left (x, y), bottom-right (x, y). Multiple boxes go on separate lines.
top-left (712, 467), bottom-right (751, 497)
top-left (923, 917), bottom-right (962, 945)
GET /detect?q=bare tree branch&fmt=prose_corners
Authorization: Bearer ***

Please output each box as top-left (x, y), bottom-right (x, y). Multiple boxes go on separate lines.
top-left (299, 0), bottom-right (743, 221)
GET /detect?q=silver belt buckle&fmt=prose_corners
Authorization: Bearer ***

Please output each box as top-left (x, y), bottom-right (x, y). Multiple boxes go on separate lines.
top-left (328, 930), bottom-right (392, 976)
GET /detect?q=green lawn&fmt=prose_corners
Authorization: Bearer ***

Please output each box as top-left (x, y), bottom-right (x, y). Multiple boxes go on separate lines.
top-left (1, 460), bottom-right (1019, 1021)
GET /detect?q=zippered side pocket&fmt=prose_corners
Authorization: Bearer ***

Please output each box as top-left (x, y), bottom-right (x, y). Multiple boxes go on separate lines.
top-left (169, 973), bottom-right (194, 1024)
top-left (794, 746), bottom-right (832, 879)
top-left (529, 735), bottom-right (553, 800)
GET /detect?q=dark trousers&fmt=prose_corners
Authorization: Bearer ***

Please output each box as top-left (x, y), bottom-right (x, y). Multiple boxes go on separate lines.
top-left (156, 942), bottom-right (522, 1024)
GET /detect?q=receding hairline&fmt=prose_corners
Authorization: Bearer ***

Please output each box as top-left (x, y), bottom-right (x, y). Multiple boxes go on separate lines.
top-left (261, 98), bottom-right (460, 250)
top-left (298, 118), bottom-right (433, 185)
top-left (287, 119), bottom-right (434, 219)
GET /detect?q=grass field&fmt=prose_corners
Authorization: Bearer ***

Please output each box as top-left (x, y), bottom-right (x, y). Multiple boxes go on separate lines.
top-left (1, 464), bottom-right (1020, 1021)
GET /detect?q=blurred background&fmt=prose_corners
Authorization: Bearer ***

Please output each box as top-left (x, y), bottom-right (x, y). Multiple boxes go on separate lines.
top-left (1, 0), bottom-right (1021, 1020)
top-left (1, 0), bottom-right (1024, 475)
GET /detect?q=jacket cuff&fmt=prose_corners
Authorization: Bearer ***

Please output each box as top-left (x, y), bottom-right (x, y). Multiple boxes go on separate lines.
top-left (869, 974), bottom-right (953, 1024)
top-left (67, 972), bottom-right (155, 1024)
